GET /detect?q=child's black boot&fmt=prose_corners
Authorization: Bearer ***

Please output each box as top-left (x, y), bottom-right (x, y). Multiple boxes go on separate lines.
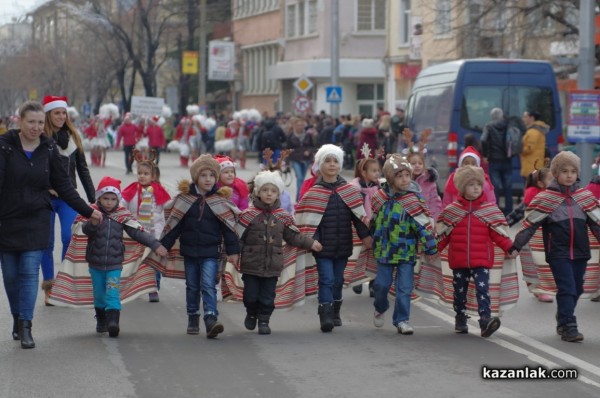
top-left (333, 300), bottom-right (343, 327)
top-left (187, 314), bottom-right (200, 335)
top-left (19, 320), bottom-right (35, 349)
top-left (318, 303), bottom-right (334, 332)
top-left (95, 307), bottom-right (107, 333)
top-left (244, 313), bottom-right (257, 331)
top-left (479, 316), bottom-right (500, 338)
top-left (12, 314), bottom-right (19, 340)
top-left (106, 310), bottom-right (120, 338)
top-left (257, 314), bottom-right (271, 335)
top-left (560, 317), bottom-right (584, 342)
top-left (454, 314), bottom-right (469, 334)
top-left (205, 315), bottom-right (224, 339)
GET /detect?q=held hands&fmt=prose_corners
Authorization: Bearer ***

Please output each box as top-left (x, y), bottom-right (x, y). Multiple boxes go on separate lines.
top-left (361, 216), bottom-right (370, 226)
top-left (227, 254), bottom-right (239, 265)
top-left (424, 254), bottom-right (439, 263)
top-left (362, 236), bottom-right (373, 250)
top-left (508, 250), bottom-right (519, 259)
top-left (89, 210), bottom-right (103, 225)
top-left (155, 245), bottom-right (168, 257)
top-left (311, 240), bottom-right (323, 252)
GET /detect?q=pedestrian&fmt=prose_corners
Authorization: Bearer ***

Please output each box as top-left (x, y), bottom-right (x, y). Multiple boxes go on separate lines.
top-left (481, 108), bottom-right (513, 214)
top-left (120, 153), bottom-right (171, 303)
top-left (520, 110), bottom-right (549, 179)
top-left (407, 150), bottom-right (442, 223)
top-left (215, 154), bottom-right (249, 211)
top-left (437, 166), bottom-right (514, 338)
top-left (115, 112), bottom-right (139, 174)
top-left (442, 146), bottom-right (496, 208)
top-left (259, 117), bottom-right (287, 163)
top-left (174, 117), bottom-right (195, 167)
top-left (0, 100), bottom-right (102, 349)
top-left (237, 171), bottom-right (322, 334)
top-left (146, 116), bottom-right (166, 164)
top-left (371, 155), bottom-right (438, 335)
top-left (83, 177), bottom-right (167, 337)
top-left (295, 144), bottom-right (372, 332)
top-left (356, 118), bottom-right (378, 161)
top-left (287, 117), bottom-right (316, 200)
top-left (40, 95), bottom-right (96, 306)
top-left (511, 151), bottom-right (600, 342)
top-left (261, 148), bottom-right (294, 214)
top-left (154, 155), bottom-right (240, 338)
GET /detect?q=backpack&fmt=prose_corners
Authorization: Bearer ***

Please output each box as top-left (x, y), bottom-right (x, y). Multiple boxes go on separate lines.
top-left (505, 125), bottom-right (523, 157)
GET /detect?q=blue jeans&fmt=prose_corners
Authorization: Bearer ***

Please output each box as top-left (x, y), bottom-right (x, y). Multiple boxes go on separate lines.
top-left (315, 257), bottom-right (347, 304)
top-left (1, 250), bottom-right (44, 320)
top-left (41, 198), bottom-right (77, 281)
top-left (184, 257), bottom-right (219, 318)
top-left (89, 268), bottom-right (122, 311)
top-left (549, 259), bottom-right (587, 325)
top-left (488, 159), bottom-right (513, 213)
top-left (452, 267), bottom-right (490, 319)
top-left (373, 262), bottom-right (414, 325)
top-left (291, 160), bottom-right (310, 200)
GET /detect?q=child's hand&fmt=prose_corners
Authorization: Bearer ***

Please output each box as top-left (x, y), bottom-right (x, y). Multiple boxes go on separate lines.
top-left (311, 240), bottom-right (323, 252)
top-left (155, 245), bottom-right (168, 257)
top-left (89, 210), bottom-right (103, 225)
top-left (424, 254), bottom-right (438, 262)
top-left (227, 254), bottom-right (239, 265)
top-left (361, 215), bottom-right (370, 225)
top-left (508, 250), bottom-right (519, 259)
top-left (362, 236), bottom-right (373, 250)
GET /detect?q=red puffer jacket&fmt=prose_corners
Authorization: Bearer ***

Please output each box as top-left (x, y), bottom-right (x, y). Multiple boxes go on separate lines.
top-left (438, 194), bottom-right (512, 269)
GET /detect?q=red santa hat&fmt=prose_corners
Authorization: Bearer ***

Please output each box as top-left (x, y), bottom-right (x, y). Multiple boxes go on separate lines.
top-left (42, 95), bottom-right (68, 113)
top-left (214, 154), bottom-right (236, 172)
top-left (95, 176), bottom-right (122, 201)
top-left (152, 115), bottom-right (160, 122)
top-left (458, 146), bottom-right (481, 167)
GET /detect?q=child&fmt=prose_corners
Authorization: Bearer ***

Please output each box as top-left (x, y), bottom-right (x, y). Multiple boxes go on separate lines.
top-left (237, 171), bottom-right (322, 334)
top-left (511, 152), bottom-right (600, 342)
top-left (350, 152), bottom-right (381, 296)
top-left (371, 155), bottom-right (438, 335)
top-left (295, 144), bottom-right (372, 332)
top-left (437, 166), bottom-right (513, 338)
top-left (83, 177), bottom-right (167, 337)
top-left (407, 151), bottom-right (442, 222)
top-left (442, 146), bottom-right (496, 208)
top-left (121, 153), bottom-right (171, 302)
top-left (215, 154), bottom-right (249, 211)
top-left (159, 155), bottom-right (240, 338)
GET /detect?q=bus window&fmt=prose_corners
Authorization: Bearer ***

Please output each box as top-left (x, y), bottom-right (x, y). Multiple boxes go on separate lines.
top-left (411, 85), bottom-right (454, 132)
top-left (460, 86), bottom-right (505, 132)
top-left (511, 86), bottom-right (555, 128)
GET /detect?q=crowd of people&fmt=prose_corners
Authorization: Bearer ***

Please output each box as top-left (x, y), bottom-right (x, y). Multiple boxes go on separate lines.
top-left (2, 97), bottom-right (600, 352)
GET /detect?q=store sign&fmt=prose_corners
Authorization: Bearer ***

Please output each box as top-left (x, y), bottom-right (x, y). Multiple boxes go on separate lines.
top-left (208, 41), bottom-right (235, 81)
top-left (567, 90), bottom-right (600, 143)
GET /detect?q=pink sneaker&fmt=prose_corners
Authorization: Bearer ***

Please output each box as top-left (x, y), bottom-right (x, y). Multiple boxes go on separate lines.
top-left (536, 294), bottom-right (553, 303)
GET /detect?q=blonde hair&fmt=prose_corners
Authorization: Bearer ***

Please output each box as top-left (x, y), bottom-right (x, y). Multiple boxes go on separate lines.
top-left (44, 108), bottom-right (84, 153)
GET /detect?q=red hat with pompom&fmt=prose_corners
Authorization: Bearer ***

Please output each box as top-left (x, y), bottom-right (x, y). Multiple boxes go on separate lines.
top-left (95, 176), bottom-right (122, 201)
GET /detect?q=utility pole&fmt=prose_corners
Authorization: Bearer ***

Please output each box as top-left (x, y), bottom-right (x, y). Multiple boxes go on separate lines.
top-left (576, 0), bottom-right (595, 184)
top-left (330, 0), bottom-right (339, 118)
top-left (198, 0), bottom-right (207, 107)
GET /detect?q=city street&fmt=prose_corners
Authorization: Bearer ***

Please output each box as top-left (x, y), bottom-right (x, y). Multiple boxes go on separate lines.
top-left (1, 150), bottom-right (600, 398)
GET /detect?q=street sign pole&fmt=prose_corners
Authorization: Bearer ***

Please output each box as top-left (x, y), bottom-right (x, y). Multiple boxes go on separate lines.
top-left (576, 0), bottom-right (595, 184)
top-left (330, 0), bottom-right (339, 119)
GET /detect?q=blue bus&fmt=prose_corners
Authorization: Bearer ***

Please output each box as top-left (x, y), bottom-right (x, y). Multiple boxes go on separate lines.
top-left (405, 59), bottom-right (562, 195)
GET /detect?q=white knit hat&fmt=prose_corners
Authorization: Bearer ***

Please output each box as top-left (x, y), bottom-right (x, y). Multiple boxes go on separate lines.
top-left (253, 171), bottom-right (284, 195)
top-left (314, 144), bottom-right (344, 170)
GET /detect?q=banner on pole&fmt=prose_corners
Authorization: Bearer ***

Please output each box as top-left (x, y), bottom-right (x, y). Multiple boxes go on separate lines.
top-left (182, 51), bottom-right (199, 75)
top-left (208, 41), bottom-right (234, 81)
top-left (131, 96), bottom-right (165, 117)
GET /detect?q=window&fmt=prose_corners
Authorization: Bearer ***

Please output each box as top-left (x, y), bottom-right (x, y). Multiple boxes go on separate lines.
top-left (435, 0), bottom-right (451, 36)
top-left (399, 0), bottom-right (411, 45)
top-left (410, 85), bottom-right (454, 133)
top-left (357, 0), bottom-right (386, 31)
top-left (234, 0), bottom-right (280, 19)
top-left (243, 44), bottom-right (279, 95)
top-left (286, 1), bottom-right (318, 38)
top-left (357, 83), bottom-right (385, 117)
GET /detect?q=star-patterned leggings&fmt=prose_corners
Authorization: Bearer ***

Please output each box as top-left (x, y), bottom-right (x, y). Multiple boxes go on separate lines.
top-left (452, 267), bottom-right (491, 318)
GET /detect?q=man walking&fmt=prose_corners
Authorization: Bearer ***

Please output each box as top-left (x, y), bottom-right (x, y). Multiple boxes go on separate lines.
top-left (482, 108), bottom-right (513, 214)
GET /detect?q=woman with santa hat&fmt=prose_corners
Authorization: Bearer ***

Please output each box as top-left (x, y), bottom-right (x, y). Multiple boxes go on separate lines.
top-left (39, 95), bottom-right (97, 305)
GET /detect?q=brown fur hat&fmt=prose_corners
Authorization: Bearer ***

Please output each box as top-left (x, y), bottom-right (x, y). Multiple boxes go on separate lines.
top-left (190, 154), bottom-right (220, 181)
top-left (382, 154), bottom-right (412, 183)
top-left (453, 165), bottom-right (485, 194)
top-left (550, 151), bottom-right (580, 177)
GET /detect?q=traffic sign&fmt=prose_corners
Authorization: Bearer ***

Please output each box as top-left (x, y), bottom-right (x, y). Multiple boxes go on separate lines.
top-left (293, 75), bottom-right (313, 94)
top-left (567, 89), bottom-right (600, 143)
top-left (325, 86), bottom-right (342, 103)
top-left (293, 95), bottom-right (312, 113)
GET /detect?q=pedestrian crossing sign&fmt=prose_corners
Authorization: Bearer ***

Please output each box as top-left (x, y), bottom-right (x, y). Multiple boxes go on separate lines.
top-left (325, 86), bottom-right (342, 103)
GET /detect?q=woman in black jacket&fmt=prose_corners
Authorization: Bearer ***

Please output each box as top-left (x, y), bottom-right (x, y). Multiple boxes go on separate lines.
top-left (40, 96), bottom-right (96, 305)
top-left (0, 101), bottom-right (101, 349)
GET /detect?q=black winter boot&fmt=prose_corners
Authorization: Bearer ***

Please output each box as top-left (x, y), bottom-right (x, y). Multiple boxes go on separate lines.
top-left (19, 320), bottom-right (35, 349)
top-left (352, 284), bottom-right (363, 294)
top-left (12, 314), bottom-right (19, 341)
top-left (106, 310), bottom-right (120, 338)
top-left (244, 313), bottom-right (257, 331)
top-left (95, 307), bottom-right (108, 333)
top-left (333, 300), bottom-right (343, 327)
top-left (205, 315), bottom-right (224, 339)
top-left (561, 323), bottom-right (584, 342)
top-left (479, 316), bottom-right (501, 338)
top-left (257, 314), bottom-right (271, 335)
top-left (454, 314), bottom-right (469, 334)
top-left (187, 315), bottom-right (200, 335)
top-left (318, 303), bottom-right (334, 333)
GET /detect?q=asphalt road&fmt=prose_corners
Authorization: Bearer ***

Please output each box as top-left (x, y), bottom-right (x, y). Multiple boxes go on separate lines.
top-left (1, 150), bottom-right (599, 398)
